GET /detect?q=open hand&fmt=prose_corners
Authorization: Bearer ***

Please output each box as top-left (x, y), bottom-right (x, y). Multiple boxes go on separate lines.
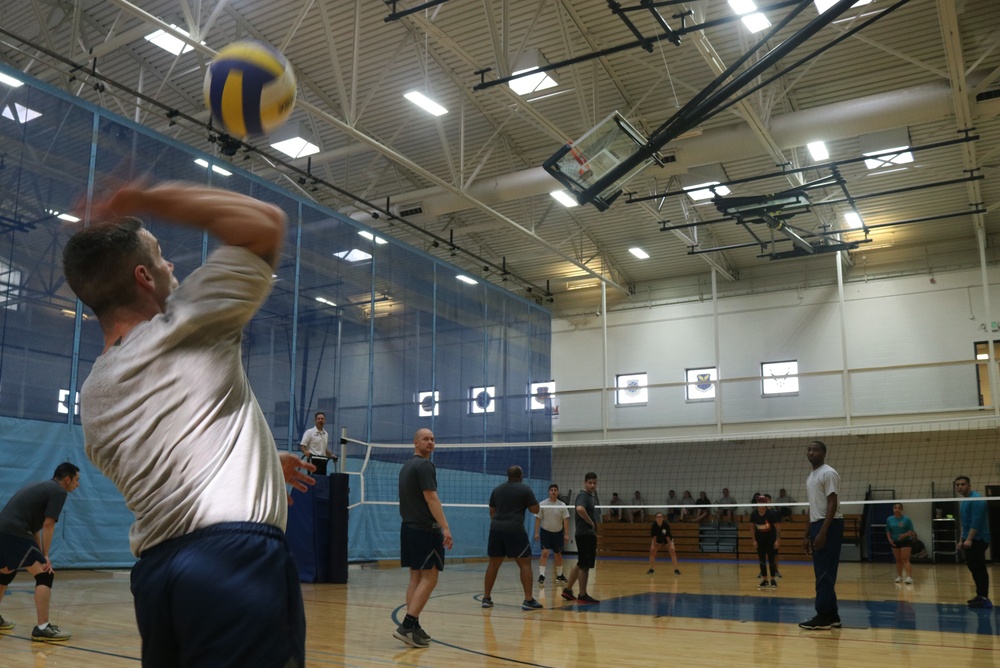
top-left (278, 451), bottom-right (316, 505)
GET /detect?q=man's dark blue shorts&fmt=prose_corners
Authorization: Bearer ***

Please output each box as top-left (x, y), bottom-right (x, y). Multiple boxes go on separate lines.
top-left (539, 528), bottom-right (564, 553)
top-left (131, 522), bottom-right (305, 668)
top-left (0, 533), bottom-right (44, 571)
top-left (400, 524), bottom-right (445, 570)
top-left (488, 530), bottom-right (531, 559)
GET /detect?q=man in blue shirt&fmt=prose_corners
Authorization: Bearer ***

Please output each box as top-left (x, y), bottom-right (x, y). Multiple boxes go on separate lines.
top-left (955, 475), bottom-right (992, 608)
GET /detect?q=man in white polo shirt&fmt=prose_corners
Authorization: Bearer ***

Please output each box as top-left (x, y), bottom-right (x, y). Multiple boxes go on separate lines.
top-left (300, 412), bottom-right (337, 473)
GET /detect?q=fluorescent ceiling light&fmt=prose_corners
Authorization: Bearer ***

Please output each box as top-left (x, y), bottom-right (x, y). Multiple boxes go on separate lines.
top-left (843, 212), bottom-right (863, 229)
top-left (270, 137), bottom-right (319, 159)
top-left (629, 247), bottom-right (650, 259)
top-left (550, 190), bottom-right (579, 207)
top-left (863, 147), bottom-right (914, 170)
top-left (683, 181), bottom-right (731, 201)
top-left (807, 141), bottom-right (829, 161)
top-left (456, 275), bottom-right (478, 285)
top-left (404, 91), bottom-right (448, 117)
top-left (509, 68), bottom-right (558, 96)
top-left (358, 230), bottom-right (388, 244)
top-left (193, 158), bottom-right (232, 176)
top-left (333, 249), bottom-right (372, 262)
top-left (741, 13), bottom-right (771, 32)
top-left (728, 0), bottom-right (758, 13)
top-left (814, 0), bottom-right (872, 13)
top-left (47, 209), bottom-right (80, 223)
top-left (144, 25), bottom-right (200, 56)
top-left (315, 296), bottom-right (337, 307)
top-left (977, 353), bottom-right (989, 360)
top-left (0, 73), bottom-right (23, 88)
top-left (2, 103), bottom-right (42, 123)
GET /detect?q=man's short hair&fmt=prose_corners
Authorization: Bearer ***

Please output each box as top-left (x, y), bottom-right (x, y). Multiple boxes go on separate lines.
top-left (63, 218), bottom-right (154, 318)
top-left (314, 411), bottom-right (325, 419)
top-left (548, 483), bottom-right (559, 491)
top-left (507, 465), bottom-right (523, 481)
top-left (584, 472), bottom-right (597, 482)
top-left (810, 440), bottom-right (827, 453)
top-left (53, 462), bottom-right (80, 480)
top-left (955, 475), bottom-right (971, 485)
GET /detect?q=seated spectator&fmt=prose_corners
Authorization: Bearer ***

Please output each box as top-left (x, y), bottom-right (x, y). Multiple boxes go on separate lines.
top-left (609, 492), bottom-right (624, 522)
top-left (630, 490), bottom-right (647, 523)
top-left (776, 488), bottom-right (795, 519)
top-left (689, 491), bottom-right (710, 523)
top-left (715, 488), bottom-right (736, 523)
top-left (666, 490), bottom-right (679, 522)
top-left (680, 490), bottom-right (696, 520)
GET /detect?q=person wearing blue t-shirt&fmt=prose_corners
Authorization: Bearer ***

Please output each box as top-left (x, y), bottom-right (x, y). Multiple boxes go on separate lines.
top-left (885, 503), bottom-right (916, 585)
top-left (955, 475), bottom-right (992, 608)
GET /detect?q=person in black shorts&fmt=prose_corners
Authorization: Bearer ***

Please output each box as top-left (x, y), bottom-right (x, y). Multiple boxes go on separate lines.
top-left (481, 466), bottom-right (542, 610)
top-left (0, 462), bottom-right (80, 641)
top-left (647, 512), bottom-right (680, 576)
top-left (886, 502), bottom-right (916, 585)
top-left (533, 484), bottom-right (570, 584)
top-left (396, 428), bottom-right (453, 648)
top-left (562, 472), bottom-right (600, 604)
top-left (750, 494), bottom-right (781, 588)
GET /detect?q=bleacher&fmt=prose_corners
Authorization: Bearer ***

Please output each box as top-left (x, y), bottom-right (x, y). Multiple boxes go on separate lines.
top-left (597, 514), bottom-right (863, 561)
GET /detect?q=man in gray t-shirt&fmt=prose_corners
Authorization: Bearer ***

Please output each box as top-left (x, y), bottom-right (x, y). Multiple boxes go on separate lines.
top-left (482, 466), bottom-right (541, 610)
top-left (562, 472), bottom-right (601, 604)
top-left (0, 462), bottom-right (80, 641)
top-left (395, 428), bottom-right (452, 648)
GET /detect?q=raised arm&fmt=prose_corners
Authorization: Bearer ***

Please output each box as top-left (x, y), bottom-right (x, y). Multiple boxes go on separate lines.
top-left (89, 182), bottom-right (286, 267)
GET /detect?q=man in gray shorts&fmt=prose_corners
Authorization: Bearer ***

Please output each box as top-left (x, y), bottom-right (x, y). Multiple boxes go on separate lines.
top-left (0, 462), bottom-right (80, 641)
top-left (481, 466), bottom-right (542, 610)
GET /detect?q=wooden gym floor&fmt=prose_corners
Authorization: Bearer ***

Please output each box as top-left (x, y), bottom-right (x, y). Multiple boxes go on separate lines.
top-left (0, 558), bottom-right (997, 667)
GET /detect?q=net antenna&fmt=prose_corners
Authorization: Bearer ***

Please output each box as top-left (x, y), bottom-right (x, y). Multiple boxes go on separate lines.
top-left (542, 0), bottom-right (914, 211)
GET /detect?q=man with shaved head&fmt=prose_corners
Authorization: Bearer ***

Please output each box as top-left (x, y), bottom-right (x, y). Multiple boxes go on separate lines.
top-left (395, 428), bottom-right (452, 648)
top-left (481, 465), bottom-right (542, 611)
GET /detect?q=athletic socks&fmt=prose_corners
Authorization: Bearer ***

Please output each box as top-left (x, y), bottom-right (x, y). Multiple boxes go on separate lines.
top-left (402, 614), bottom-right (419, 630)
top-left (556, 567), bottom-right (563, 577)
top-left (539, 565), bottom-right (546, 577)
top-left (36, 622), bottom-right (49, 631)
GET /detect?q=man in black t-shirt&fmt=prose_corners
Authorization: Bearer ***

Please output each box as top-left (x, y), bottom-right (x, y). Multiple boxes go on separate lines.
top-left (750, 494), bottom-right (782, 588)
top-left (481, 466), bottom-right (542, 610)
top-left (0, 462), bottom-right (80, 641)
top-left (394, 429), bottom-right (453, 649)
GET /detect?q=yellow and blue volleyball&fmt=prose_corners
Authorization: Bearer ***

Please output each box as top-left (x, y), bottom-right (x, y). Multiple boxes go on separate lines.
top-left (203, 41), bottom-right (296, 138)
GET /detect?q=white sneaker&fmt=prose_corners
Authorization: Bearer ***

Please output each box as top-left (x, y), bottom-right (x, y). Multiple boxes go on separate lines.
top-left (904, 576), bottom-right (913, 584)
top-left (894, 576), bottom-right (902, 583)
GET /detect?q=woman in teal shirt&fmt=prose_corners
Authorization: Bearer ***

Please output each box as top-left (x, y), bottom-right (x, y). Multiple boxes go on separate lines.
top-left (886, 503), bottom-right (916, 584)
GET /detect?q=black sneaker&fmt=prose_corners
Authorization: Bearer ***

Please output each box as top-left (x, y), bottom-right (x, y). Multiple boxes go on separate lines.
top-left (759, 579), bottom-right (769, 588)
top-left (799, 615), bottom-right (833, 630)
top-left (968, 596), bottom-right (981, 605)
top-left (556, 574), bottom-right (568, 583)
top-left (561, 588), bottom-right (576, 601)
top-left (522, 598), bottom-right (543, 610)
top-left (647, 568), bottom-right (655, 575)
top-left (481, 596), bottom-right (494, 609)
top-left (393, 624), bottom-right (429, 648)
top-left (0, 615), bottom-right (14, 631)
top-left (770, 579), bottom-right (778, 588)
top-left (674, 569), bottom-right (681, 576)
top-left (969, 596), bottom-right (994, 609)
top-left (538, 574), bottom-right (545, 584)
top-left (415, 625), bottom-right (432, 642)
top-left (31, 624), bottom-right (71, 642)
top-left (576, 593), bottom-right (600, 604)
top-left (830, 616), bottom-right (842, 628)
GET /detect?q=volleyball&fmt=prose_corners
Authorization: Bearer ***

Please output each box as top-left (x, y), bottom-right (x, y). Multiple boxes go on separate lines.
top-left (203, 41), bottom-right (296, 139)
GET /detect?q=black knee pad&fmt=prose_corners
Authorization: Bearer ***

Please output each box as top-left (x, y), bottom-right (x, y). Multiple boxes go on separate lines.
top-left (34, 571), bottom-right (54, 588)
top-left (0, 570), bottom-right (15, 586)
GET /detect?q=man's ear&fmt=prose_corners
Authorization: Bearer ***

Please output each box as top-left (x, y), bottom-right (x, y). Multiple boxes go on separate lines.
top-left (134, 264), bottom-right (154, 290)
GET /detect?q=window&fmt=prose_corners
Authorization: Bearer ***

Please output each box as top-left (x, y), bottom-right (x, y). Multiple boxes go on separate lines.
top-left (974, 341), bottom-right (1000, 407)
top-left (761, 361), bottom-right (799, 396)
top-left (469, 386), bottom-right (496, 414)
top-left (58, 389), bottom-right (79, 416)
top-left (0, 258), bottom-right (20, 311)
top-left (615, 372), bottom-right (648, 405)
top-left (417, 390), bottom-right (439, 417)
top-left (529, 381), bottom-right (557, 417)
top-left (686, 367), bottom-right (718, 401)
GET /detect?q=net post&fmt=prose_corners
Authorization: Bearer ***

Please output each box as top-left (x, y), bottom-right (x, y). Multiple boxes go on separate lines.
top-left (339, 427), bottom-right (347, 474)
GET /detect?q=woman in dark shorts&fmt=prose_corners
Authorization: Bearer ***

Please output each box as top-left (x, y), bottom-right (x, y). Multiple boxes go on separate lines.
top-left (886, 502), bottom-right (916, 584)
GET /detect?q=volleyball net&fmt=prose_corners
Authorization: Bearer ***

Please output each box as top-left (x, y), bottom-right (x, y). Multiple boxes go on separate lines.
top-left (340, 417), bottom-right (999, 562)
